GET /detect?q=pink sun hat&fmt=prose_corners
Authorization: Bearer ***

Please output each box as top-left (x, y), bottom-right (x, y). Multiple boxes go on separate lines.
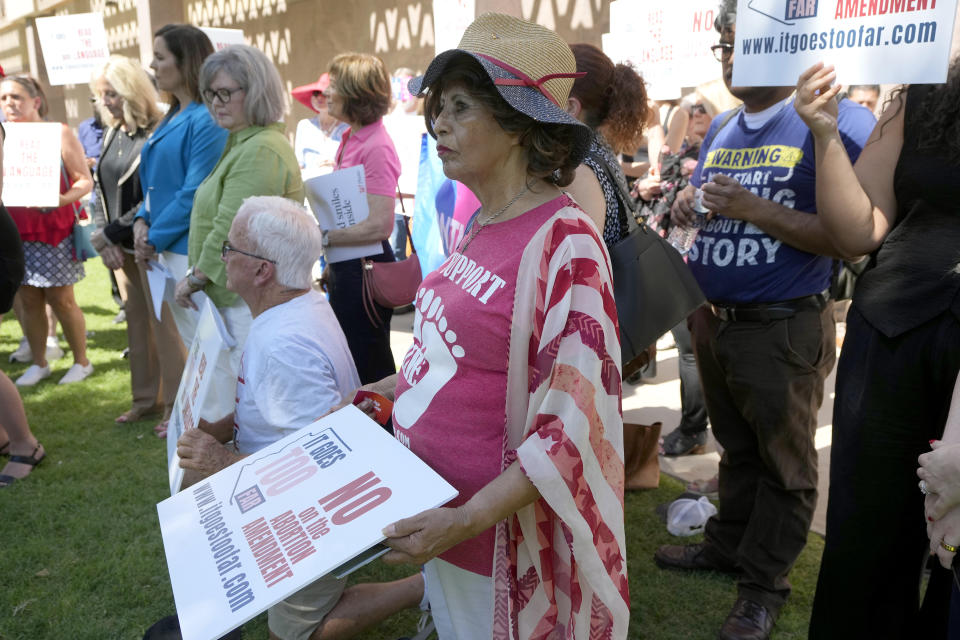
top-left (290, 72), bottom-right (331, 112)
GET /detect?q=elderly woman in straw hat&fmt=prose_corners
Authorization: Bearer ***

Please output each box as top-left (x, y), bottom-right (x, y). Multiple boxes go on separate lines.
top-left (357, 13), bottom-right (627, 639)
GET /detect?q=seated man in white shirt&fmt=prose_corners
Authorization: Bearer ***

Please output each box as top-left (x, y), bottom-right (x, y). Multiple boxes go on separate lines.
top-left (176, 196), bottom-right (423, 640)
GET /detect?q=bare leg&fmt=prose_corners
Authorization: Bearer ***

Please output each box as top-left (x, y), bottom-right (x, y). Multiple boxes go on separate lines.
top-left (17, 285), bottom-right (49, 367)
top-left (0, 370), bottom-right (43, 481)
top-left (313, 573), bottom-right (424, 640)
top-left (266, 573), bottom-right (424, 640)
top-left (11, 293), bottom-right (23, 327)
top-left (44, 285), bottom-right (89, 366)
top-left (46, 303), bottom-right (58, 339)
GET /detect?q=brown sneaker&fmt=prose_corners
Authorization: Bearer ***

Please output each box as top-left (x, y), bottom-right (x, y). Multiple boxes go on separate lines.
top-left (653, 542), bottom-right (738, 574)
top-left (718, 597), bottom-right (775, 640)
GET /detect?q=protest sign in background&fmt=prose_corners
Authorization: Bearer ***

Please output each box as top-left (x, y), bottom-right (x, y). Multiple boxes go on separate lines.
top-left (200, 27), bottom-right (246, 51)
top-left (158, 406), bottom-right (458, 640)
top-left (35, 13), bottom-right (110, 86)
top-left (605, 0), bottom-right (724, 98)
top-left (433, 0), bottom-right (475, 55)
top-left (2, 122), bottom-right (61, 208)
top-left (732, 0), bottom-right (960, 86)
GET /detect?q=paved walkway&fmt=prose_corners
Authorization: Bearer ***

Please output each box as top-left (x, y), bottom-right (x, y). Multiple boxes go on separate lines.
top-left (389, 311), bottom-right (838, 536)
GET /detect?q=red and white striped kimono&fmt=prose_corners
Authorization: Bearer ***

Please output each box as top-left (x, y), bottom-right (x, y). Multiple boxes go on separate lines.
top-left (493, 198), bottom-right (629, 639)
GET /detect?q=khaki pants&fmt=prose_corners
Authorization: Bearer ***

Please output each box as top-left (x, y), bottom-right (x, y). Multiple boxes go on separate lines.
top-left (114, 252), bottom-right (186, 418)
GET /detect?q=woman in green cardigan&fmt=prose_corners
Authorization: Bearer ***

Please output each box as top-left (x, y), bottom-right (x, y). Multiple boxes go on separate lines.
top-left (172, 44), bottom-right (304, 424)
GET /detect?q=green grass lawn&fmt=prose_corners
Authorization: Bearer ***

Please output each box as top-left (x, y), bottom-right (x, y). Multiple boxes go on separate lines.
top-left (0, 265), bottom-right (824, 639)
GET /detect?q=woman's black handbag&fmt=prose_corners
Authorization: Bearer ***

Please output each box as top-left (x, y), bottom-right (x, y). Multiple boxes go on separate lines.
top-left (590, 142), bottom-right (705, 380)
top-left (610, 215), bottom-right (705, 380)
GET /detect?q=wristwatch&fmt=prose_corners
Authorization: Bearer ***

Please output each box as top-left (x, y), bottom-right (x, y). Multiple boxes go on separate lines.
top-left (185, 266), bottom-right (206, 289)
top-left (322, 230), bottom-right (330, 247)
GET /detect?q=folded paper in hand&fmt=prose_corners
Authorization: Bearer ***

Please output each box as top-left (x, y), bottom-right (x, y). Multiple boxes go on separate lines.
top-left (305, 165), bottom-right (382, 263)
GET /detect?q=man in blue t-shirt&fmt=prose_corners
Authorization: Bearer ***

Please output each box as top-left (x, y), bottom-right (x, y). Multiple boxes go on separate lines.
top-left (653, 3), bottom-right (876, 639)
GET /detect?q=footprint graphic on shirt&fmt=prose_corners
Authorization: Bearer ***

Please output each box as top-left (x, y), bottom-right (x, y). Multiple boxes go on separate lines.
top-left (394, 288), bottom-right (464, 430)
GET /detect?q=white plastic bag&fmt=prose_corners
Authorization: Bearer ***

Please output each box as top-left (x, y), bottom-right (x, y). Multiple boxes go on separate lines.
top-left (666, 496), bottom-right (718, 537)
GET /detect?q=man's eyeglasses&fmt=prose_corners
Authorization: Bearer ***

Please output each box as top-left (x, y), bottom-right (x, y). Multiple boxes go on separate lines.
top-left (221, 240), bottom-right (276, 264)
top-left (203, 87), bottom-right (244, 104)
top-left (711, 43), bottom-right (734, 62)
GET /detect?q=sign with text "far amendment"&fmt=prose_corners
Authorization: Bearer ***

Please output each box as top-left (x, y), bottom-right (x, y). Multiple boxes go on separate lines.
top-left (732, 0), bottom-right (959, 86)
top-left (158, 406), bottom-right (457, 640)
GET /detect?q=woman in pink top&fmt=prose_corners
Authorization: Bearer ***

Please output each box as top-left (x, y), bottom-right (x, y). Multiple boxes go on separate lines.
top-left (322, 53), bottom-right (400, 385)
top-left (357, 14), bottom-right (628, 640)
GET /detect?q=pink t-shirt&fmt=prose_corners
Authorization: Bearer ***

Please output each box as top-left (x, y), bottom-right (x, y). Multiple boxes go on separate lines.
top-left (334, 119), bottom-right (401, 197)
top-left (392, 195), bottom-right (566, 576)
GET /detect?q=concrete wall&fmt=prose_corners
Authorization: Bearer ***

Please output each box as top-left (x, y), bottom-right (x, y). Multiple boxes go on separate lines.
top-left (0, 0), bottom-right (615, 133)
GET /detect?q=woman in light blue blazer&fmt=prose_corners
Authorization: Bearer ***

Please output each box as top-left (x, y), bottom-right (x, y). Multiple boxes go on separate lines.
top-left (132, 24), bottom-right (227, 435)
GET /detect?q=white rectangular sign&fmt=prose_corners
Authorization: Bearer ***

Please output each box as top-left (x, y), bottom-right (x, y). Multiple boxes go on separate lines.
top-left (732, 0), bottom-right (960, 86)
top-left (603, 30), bottom-right (682, 100)
top-left (304, 165), bottom-right (382, 263)
top-left (158, 405), bottom-right (458, 640)
top-left (167, 299), bottom-right (234, 496)
top-left (200, 27), bottom-right (246, 51)
top-left (608, 0), bottom-right (722, 90)
top-left (146, 259), bottom-right (175, 322)
top-left (2, 122), bottom-right (61, 208)
top-left (35, 13), bottom-right (110, 86)
top-left (433, 0), bottom-right (475, 55)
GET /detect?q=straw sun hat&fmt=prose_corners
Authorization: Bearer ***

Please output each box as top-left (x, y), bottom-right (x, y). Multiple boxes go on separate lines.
top-left (409, 12), bottom-right (592, 163)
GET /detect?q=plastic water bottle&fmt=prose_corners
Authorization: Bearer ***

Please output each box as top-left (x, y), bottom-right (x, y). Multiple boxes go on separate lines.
top-left (667, 188), bottom-right (709, 256)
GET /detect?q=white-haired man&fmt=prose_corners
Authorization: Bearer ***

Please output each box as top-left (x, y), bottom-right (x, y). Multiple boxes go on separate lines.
top-left (176, 196), bottom-right (423, 640)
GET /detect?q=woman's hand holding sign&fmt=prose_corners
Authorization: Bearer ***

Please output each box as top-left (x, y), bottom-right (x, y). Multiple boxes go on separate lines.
top-left (795, 62), bottom-right (843, 140)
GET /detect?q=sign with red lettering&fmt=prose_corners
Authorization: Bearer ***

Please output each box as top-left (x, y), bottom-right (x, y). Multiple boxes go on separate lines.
top-left (199, 27), bottom-right (246, 51)
top-left (157, 406), bottom-right (457, 640)
top-left (2, 122), bottom-right (61, 207)
top-left (604, 0), bottom-right (722, 99)
top-left (167, 298), bottom-right (235, 496)
top-left (35, 13), bottom-right (110, 86)
top-left (732, 0), bottom-right (960, 85)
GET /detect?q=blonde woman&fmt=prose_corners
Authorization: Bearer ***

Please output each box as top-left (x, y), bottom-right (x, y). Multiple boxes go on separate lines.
top-left (89, 56), bottom-right (186, 424)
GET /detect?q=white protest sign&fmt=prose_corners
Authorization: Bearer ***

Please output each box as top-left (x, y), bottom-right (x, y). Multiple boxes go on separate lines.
top-left (200, 27), bottom-right (246, 51)
top-left (2, 122), bottom-right (61, 208)
top-left (304, 165), bottom-right (382, 263)
top-left (602, 30), bottom-right (682, 100)
top-left (146, 260), bottom-right (175, 322)
top-left (732, 0), bottom-right (960, 86)
top-left (158, 405), bottom-right (458, 640)
top-left (433, 0), bottom-right (475, 55)
top-left (167, 299), bottom-right (235, 496)
top-left (608, 0), bottom-right (721, 89)
top-left (35, 13), bottom-right (110, 86)
top-left (675, 1), bottom-right (725, 87)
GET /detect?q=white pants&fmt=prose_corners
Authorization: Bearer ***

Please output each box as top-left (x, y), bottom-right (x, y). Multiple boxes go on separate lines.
top-left (161, 251), bottom-right (252, 422)
top-left (423, 558), bottom-right (493, 640)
